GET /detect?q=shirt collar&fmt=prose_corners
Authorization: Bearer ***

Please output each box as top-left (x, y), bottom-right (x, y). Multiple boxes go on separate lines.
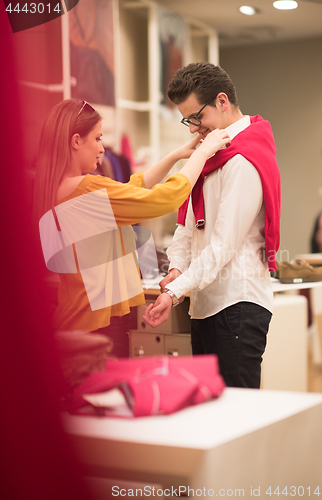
top-left (225, 115), bottom-right (251, 140)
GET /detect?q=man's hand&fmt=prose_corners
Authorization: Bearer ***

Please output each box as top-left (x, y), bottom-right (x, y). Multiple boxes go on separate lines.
top-left (159, 268), bottom-right (185, 305)
top-left (159, 268), bottom-right (181, 292)
top-left (143, 293), bottom-right (172, 328)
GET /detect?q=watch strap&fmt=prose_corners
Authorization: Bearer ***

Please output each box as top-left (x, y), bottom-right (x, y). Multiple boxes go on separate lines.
top-left (164, 288), bottom-right (179, 307)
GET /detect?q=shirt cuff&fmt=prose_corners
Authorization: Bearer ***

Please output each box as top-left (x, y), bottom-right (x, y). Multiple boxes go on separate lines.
top-left (168, 260), bottom-right (190, 275)
top-left (165, 274), bottom-right (191, 300)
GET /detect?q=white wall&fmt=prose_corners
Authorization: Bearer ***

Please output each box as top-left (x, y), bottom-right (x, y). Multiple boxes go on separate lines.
top-left (220, 36), bottom-right (322, 260)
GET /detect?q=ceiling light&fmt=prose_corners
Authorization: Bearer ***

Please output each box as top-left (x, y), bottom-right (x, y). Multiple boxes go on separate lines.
top-left (239, 6), bottom-right (257, 15)
top-left (273, 1), bottom-right (298, 10)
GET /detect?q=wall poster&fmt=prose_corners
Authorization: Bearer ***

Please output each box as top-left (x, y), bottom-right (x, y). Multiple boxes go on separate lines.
top-left (158, 6), bottom-right (187, 113)
top-left (69, 0), bottom-right (115, 107)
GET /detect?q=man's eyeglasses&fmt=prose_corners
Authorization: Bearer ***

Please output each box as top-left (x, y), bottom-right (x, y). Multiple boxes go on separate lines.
top-left (77, 100), bottom-right (96, 116)
top-left (181, 96), bottom-right (217, 127)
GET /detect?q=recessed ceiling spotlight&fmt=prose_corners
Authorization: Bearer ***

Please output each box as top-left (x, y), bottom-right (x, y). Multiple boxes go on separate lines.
top-left (273, 1), bottom-right (298, 10)
top-left (239, 5), bottom-right (257, 15)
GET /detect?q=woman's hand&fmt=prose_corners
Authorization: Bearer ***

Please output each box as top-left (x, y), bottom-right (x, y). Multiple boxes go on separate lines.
top-left (143, 129), bottom-right (230, 189)
top-left (197, 129), bottom-right (231, 158)
top-left (173, 133), bottom-right (203, 160)
top-left (143, 293), bottom-right (173, 328)
top-left (178, 129), bottom-right (231, 188)
top-left (174, 129), bottom-right (230, 162)
top-left (143, 134), bottom-right (202, 189)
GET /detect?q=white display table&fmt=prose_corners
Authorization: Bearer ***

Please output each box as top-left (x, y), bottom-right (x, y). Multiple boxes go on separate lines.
top-left (262, 294), bottom-right (308, 391)
top-left (271, 278), bottom-right (322, 293)
top-left (63, 388), bottom-right (322, 497)
top-left (262, 280), bottom-right (322, 391)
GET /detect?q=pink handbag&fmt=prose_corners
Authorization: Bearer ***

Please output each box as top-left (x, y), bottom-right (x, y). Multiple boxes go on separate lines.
top-left (67, 355), bottom-right (226, 418)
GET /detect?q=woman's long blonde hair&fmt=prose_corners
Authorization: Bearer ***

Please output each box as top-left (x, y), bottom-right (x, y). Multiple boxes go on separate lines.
top-left (33, 99), bottom-right (101, 222)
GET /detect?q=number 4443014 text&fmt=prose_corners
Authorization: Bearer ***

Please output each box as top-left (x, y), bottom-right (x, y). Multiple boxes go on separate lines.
top-left (6, 3), bottom-right (61, 14)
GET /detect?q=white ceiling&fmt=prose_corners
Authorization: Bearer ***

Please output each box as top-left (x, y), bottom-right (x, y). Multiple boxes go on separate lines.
top-left (154, 0), bottom-right (322, 47)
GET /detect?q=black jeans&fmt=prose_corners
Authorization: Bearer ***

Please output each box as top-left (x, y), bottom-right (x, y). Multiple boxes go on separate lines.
top-left (191, 302), bottom-right (272, 388)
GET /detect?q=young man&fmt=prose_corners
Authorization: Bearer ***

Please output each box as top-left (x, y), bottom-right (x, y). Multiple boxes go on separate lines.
top-left (144, 62), bottom-right (281, 389)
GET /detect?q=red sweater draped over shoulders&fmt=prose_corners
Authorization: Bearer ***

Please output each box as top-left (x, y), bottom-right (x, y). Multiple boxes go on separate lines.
top-left (177, 115), bottom-right (281, 272)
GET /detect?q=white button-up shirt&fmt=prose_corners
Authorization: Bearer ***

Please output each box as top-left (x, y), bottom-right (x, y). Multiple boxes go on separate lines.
top-left (166, 115), bottom-right (273, 318)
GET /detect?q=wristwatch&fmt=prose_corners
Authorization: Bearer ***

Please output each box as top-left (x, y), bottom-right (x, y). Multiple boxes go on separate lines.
top-left (164, 288), bottom-right (180, 307)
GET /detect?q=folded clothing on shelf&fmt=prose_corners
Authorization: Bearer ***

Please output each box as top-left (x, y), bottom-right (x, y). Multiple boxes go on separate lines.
top-left (278, 260), bottom-right (322, 284)
top-left (67, 354), bottom-right (226, 418)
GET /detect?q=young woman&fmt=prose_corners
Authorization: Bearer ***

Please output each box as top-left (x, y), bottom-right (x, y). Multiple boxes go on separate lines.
top-left (34, 98), bottom-right (230, 357)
